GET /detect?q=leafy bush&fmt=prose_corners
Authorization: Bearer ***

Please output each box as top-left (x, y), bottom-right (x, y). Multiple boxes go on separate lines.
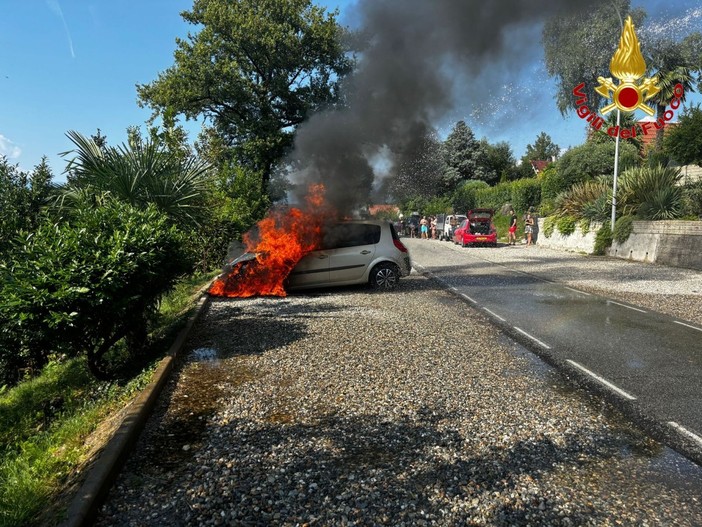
top-left (618, 165), bottom-right (683, 220)
top-left (556, 141), bottom-right (640, 189)
top-left (579, 219), bottom-right (591, 235)
top-left (613, 215), bottom-right (634, 244)
top-left (593, 221), bottom-right (613, 255)
top-left (556, 216), bottom-right (576, 236)
top-left (543, 217), bottom-right (556, 238)
top-left (451, 180), bottom-right (488, 213)
top-left (682, 181), bottom-right (702, 218)
top-left (475, 181), bottom-right (512, 210)
top-left (540, 165), bottom-right (567, 201)
top-left (0, 201), bottom-right (191, 385)
top-left (511, 178), bottom-right (541, 214)
top-left (554, 177), bottom-right (611, 221)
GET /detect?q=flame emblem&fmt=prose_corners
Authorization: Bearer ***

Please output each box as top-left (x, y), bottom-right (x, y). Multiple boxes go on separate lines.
top-left (595, 16), bottom-right (659, 115)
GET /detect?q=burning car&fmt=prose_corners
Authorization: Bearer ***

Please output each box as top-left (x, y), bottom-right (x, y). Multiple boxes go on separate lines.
top-left (211, 220), bottom-right (411, 297)
top-left (452, 209), bottom-right (498, 248)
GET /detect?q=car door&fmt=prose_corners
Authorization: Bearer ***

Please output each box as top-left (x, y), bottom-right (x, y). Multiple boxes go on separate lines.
top-left (327, 224), bottom-right (380, 284)
top-left (287, 249), bottom-right (330, 287)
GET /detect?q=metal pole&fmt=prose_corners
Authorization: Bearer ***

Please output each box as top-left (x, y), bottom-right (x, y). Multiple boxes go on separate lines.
top-left (611, 109), bottom-right (621, 227)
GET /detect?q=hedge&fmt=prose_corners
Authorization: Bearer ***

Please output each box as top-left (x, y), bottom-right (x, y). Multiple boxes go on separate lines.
top-left (0, 201), bottom-right (191, 385)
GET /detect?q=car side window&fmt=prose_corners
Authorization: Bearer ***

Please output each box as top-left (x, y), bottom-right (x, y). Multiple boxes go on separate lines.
top-left (322, 224), bottom-right (381, 249)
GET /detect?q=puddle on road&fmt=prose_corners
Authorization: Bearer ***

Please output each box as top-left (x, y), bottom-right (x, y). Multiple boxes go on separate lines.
top-left (500, 336), bottom-right (702, 493)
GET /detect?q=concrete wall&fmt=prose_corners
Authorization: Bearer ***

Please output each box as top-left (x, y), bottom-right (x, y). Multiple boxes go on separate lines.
top-left (536, 218), bottom-right (702, 271)
top-left (535, 218), bottom-right (601, 254)
top-left (610, 221), bottom-right (702, 271)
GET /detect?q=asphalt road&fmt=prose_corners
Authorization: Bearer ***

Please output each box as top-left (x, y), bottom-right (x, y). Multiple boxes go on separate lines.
top-left (405, 238), bottom-right (702, 466)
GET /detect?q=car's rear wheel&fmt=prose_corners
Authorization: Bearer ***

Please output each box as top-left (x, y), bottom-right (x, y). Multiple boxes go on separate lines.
top-left (369, 263), bottom-right (400, 290)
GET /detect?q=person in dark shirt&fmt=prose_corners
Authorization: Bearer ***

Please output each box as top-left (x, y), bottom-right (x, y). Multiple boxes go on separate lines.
top-left (508, 209), bottom-right (518, 245)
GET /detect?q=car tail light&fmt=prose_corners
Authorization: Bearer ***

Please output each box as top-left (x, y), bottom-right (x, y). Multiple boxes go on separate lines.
top-left (393, 238), bottom-right (408, 252)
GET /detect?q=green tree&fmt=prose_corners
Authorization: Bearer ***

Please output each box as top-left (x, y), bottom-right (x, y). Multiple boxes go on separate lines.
top-left (524, 132), bottom-right (560, 162)
top-left (645, 34), bottom-right (701, 149)
top-left (543, 0), bottom-right (645, 115)
top-left (442, 121), bottom-right (482, 190)
top-left (477, 140), bottom-right (514, 186)
top-left (137, 0), bottom-right (352, 191)
top-left (556, 140), bottom-right (640, 188)
top-left (664, 104), bottom-right (702, 166)
top-left (0, 156), bottom-right (54, 255)
top-left (58, 131), bottom-right (211, 227)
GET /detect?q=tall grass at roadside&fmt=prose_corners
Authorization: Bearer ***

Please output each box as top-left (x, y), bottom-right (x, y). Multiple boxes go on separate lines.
top-left (0, 271), bottom-right (217, 527)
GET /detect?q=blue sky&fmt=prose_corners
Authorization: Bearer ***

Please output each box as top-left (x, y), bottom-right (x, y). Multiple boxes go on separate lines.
top-left (1, 0), bottom-right (700, 183)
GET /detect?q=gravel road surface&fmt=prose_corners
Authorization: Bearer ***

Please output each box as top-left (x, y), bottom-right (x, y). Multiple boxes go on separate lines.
top-left (97, 243), bottom-right (702, 526)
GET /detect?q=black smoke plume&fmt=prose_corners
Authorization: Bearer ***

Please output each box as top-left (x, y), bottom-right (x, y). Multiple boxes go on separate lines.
top-left (287, 0), bottom-right (603, 212)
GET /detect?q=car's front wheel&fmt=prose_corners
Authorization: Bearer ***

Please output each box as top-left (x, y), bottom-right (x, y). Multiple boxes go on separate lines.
top-left (369, 263), bottom-right (400, 290)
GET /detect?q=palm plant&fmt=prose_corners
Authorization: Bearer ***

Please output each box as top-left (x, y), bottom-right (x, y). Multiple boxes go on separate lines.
top-left (617, 165), bottom-right (683, 219)
top-left (57, 131), bottom-right (211, 226)
top-left (554, 176), bottom-right (612, 221)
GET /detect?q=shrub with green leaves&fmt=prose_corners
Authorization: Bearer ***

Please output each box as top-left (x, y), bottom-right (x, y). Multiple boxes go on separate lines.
top-left (540, 165), bottom-right (566, 201)
top-left (613, 215), bottom-right (634, 244)
top-left (543, 217), bottom-right (555, 238)
top-left (511, 178), bottom-right (541, 214)
top-left (682, 181), bottom-right (702, 218)
top-left (579, 219), bottom-right (591, 235)
top-left (593, 221), bottom-right (613, 255)
top-left (617, 165), bottom-right (683, 220)
top-left (451, 180), bottom-right (488, 213)
top-left (556, 215), bottom-right (576, 236)
top-left (554, 177), bottom-right (611, 221)
top-left (475, 181), bottom-right (512, 210)
top-left (0, 201), bottom-right (191, 385)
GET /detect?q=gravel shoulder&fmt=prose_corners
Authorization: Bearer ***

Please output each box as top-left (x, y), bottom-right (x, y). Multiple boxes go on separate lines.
top-left (97, 265), bottom-right (702, 526)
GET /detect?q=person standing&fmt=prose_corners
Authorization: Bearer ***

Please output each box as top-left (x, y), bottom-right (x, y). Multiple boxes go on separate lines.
top-left (508, 209), bottom-right (518, 245)
top-left (525, 213), bottom-right (535, 246)
top-left (420, 216), bottom-right (429, 239)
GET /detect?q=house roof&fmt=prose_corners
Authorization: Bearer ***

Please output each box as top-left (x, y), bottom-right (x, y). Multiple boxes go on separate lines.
top-left (530, 160), bottom-right (550, 174)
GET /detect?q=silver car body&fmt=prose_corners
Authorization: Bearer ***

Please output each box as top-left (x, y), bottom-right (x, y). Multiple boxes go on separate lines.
top-left (287, 220), bottom-right (411, 290)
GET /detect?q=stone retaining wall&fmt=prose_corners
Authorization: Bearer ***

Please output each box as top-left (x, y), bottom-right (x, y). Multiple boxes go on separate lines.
top-left (536, 218), bottom-right (702, 271)
top-left (610, 220), bottom-right (702, 271)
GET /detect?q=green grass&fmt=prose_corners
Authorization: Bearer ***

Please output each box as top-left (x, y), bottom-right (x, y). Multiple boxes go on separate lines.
top-left (0, 271), bottom-right (216, 527)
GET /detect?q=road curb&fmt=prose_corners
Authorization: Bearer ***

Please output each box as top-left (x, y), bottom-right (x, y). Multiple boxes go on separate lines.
top-left (61, 292), bottom-right (212, 527)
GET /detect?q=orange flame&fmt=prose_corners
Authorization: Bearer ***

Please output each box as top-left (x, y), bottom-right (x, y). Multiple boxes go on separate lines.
top-left (610, 16), bottom-right (646, 82)
top-left (208, 184), bottom-right (332, 298)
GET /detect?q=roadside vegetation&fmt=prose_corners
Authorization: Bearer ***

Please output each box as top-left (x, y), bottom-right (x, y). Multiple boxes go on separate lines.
top-left (1, 0), bottom-right (701, 524)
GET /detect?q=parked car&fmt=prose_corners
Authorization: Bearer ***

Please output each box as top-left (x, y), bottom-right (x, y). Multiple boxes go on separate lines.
top-left (452, 209), bottom-right (497, 247)
top-left (442, 214), bottom-right (467, 241)
top-left (224, 220), bottom-right (412, 292)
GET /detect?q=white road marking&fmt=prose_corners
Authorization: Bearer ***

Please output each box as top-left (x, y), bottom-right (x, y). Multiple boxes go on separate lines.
top-left (513, 327), bottom-right (551, 349)
top-left (673, 320), bottom-right (702, 333)
top-left (668, 422), bottom-right (702, 447)
top-left (565, 287), bottom-right (590, 296)
top-left (607, 300), bottom-right (647, 313)
top-left (566, 360), bottom-right (637, 400)
top-left (483, 307), bottom-right (506, 322)
top-left (460, 293), bottom-right (477, 303)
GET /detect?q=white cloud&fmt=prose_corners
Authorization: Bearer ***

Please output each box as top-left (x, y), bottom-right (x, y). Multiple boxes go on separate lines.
top-left (0, 134), bottom-right (22, 159)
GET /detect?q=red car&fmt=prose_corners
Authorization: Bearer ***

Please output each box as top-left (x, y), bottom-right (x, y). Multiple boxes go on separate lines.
top-left (452, 209), bottom-right (498, 247)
